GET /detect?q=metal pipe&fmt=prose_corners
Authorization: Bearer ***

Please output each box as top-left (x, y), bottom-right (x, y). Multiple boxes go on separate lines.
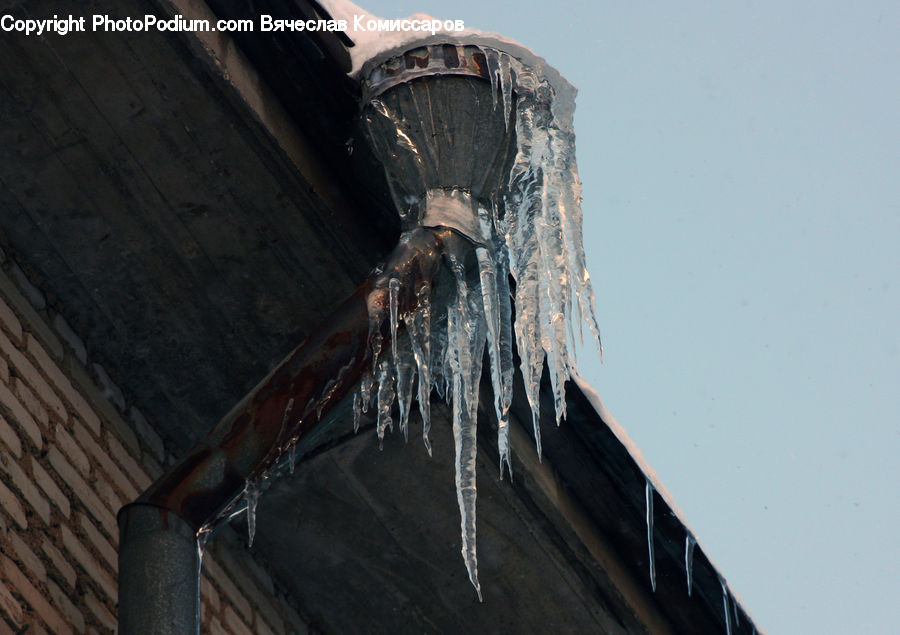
top-left (118, 226), bottom-right (471, 634)
top-left (118, 505), bottom-right (199, 634)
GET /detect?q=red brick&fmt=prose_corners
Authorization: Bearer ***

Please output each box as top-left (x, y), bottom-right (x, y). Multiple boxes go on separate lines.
top-left (0, 298), bottom-right (22, 344)
top-left (0, 555), bottom-right (71, 635)
top-left (221, 544), bottom-right (275, 595)
top-left (83, 591), bottom-right (116, 632)
top-left (23, 335), bottom-right (101, 437)
top-left (0, 481), bottom-right (26, 530)
top-left (0, 382), bottom-right (42, 450)
top-left (48, 448), bottom-right (116, 538)
top-left (30, 459), bottom-right (70, 519)
top-left (224, 606), bottom-right (254, 635)
top-left (218, 550), bottom-right (284, 633)
top-left (11, 379), bottom-right (47, 427)
top-left (203, 555), bottom-right (253, 622)
top-left (9, 532), bottom-right (46, 582)
top-left (60, 526), bottom-right (117, 604)
top-left (46, 579), bottom-right (85, 633)
top-left (79, 514), bottom-right (116, 570)
top-left (201, 597), bottom-right (210, 625)
top-left (54, 424), bottom-right (90, 476)
top-left (0, 331), bottom-right (65, 423)
top-left (221, 550), bottom-right (282, 635)
top-left (0, 580), bottom-right (23, 629)
top-left (0, 451), bottom-right (50, 525)
top-left (95, 480), bottom-right (124, 517)
top-left (106, 431), bottom-right (151, 491)
top-left (0, 417), bottom-right (20, 458)
top-left (201, 574), bottom-right (221, 612)
top-left (209, 616), bottom-right (227, 635)
top-left (71, 420), bottom-right (139, 503)
top-left (41, 540), bottom-right (76, 590)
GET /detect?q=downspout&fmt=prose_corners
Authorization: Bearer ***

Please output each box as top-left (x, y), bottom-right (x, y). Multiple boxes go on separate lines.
top-left (117, 227), bottom-right (474, 633)
top-left (118, 42), bottom-right (515, 633)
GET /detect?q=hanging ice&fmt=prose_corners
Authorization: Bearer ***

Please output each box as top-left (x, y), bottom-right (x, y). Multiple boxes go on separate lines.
top-left (406, 281), bottom-right (434, 454)
top-left (720, 577), bottom-right (733, 635)
top-left (375, 358), bottom-right (395, 448)
top-left (244, 480), bottom-right (260, 548)
top-left (645, 479), bottom-right (656, 592)
top-left (352, 36), bottom-right (603, 599)
top-left (685, 532), bottom-right (697, 596)
top-left (732, 589), bottom-right (741, 627)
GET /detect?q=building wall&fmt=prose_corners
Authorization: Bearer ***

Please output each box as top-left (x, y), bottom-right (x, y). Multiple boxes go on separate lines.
top-left (0, 253), bottom-right (307, 633)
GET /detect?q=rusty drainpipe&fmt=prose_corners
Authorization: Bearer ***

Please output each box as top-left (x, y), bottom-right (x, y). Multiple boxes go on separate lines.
top-left (117, 227), bottom-right (474, 634)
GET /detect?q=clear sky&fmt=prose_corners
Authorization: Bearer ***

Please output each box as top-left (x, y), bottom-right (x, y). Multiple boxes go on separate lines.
top-left (360, 2), bottom-right (899, 632)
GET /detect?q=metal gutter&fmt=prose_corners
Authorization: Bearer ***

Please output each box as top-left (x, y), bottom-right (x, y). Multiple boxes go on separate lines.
top-left (117, 227), bottom-right (470, 633)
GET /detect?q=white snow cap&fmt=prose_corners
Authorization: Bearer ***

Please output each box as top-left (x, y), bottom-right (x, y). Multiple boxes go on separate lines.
top-left (317, 0), bottom-right (573, 100)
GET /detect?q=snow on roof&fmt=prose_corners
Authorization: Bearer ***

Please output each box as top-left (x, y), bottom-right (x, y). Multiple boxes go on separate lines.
top-left (317, 0), bottom-right (575, 113)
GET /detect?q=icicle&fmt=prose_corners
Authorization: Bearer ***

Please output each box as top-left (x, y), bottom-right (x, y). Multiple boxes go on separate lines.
top-left (376, 359), bottom-right (395, 447)
top-left (506, 82), bottom-right (548, 455)
top-left (721, 577), bottom-right (733, 635)
top-left (244, 481), bottom-right (260, 548)
top-left (359, 370), bottom-right (374, 413)
top-left (280, 398), bottom-right (295, 474)
top-left (407, 281), bottom-right (433, 455)
top-left (369, 330), bottom-right (383, 379)
top-left (389, 278), bottom-right (400, 367)
top-left (685, 532), bottom-right (697, 597)
top-left (475, 246), bottom-right (510, 477)
top-left (497, 58), bottom-right (602, 444)
top-left (395, 337), bottom-right (416, 442)
top-left (438, 310), bottom-right (452, 403)
top-left (494, 242), bottom-right (514, 478)
top-left (499, 53), bottom-right (513, 130)
top-left (486, 49), bottom-right (500, 109)
top-left (352, 391), bottom-right (361, 433)
top-left (287, 441), bottom-right (297, 475)
top-left (645, 479), bottom-right (656, 592)
top-left (446, 256), bottom-right (484, 601)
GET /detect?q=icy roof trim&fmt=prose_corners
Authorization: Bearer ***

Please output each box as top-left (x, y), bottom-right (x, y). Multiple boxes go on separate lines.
top-left (570, 371), bottom-right (757, 624)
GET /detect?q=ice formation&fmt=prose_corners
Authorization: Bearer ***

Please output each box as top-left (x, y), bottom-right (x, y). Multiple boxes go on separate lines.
top-left (350, 46), bottom-right (603, 599)
top-left (190, 1), bottom-right (604, 604)
top-left (685, 532), bottom-right (697, 596)
top-left (646, 479), bottom-right (657, 592)
top-left (720, 577), bottom-right (733, 635)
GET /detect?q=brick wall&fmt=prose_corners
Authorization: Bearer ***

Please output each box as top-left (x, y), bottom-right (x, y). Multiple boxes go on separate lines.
top-left (0, 255), bottom-right (308, 633)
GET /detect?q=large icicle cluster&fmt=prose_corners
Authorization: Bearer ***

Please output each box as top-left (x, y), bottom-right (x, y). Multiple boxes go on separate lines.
top-left (496, 50), bottom-right (603, 453)
top-left (354, 48), bottom-right (603, 600)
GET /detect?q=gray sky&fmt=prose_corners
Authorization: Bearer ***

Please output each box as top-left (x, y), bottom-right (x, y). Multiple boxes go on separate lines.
top-left (362, 1), bottom-right (899, 632)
